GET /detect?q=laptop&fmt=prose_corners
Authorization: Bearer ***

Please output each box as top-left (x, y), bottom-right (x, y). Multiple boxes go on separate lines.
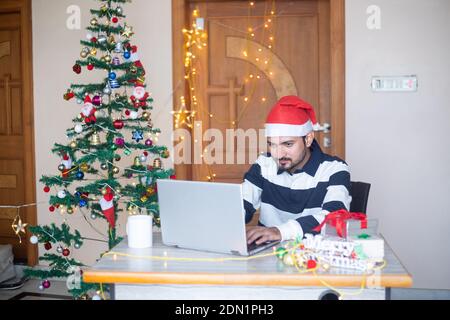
top-left (156, 179), bottom-right (280, 256)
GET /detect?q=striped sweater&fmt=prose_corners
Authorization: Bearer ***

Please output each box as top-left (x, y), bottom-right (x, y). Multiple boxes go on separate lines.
top-left (242, 140), bottom-right (352, 241)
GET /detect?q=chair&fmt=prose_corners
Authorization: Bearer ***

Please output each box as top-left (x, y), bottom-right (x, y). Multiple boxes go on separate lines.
top-left (349, 181), bottom-right (371, 214)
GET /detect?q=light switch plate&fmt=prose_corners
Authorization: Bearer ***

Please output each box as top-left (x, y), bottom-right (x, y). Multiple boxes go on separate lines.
top-left (371, 75), bottom-right (418, 92)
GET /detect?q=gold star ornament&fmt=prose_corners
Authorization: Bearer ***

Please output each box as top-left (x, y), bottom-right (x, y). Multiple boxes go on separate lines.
top-left (121, 23), bottom-right (134, 38)
top-left (12, 215), bottom-right (28, 243)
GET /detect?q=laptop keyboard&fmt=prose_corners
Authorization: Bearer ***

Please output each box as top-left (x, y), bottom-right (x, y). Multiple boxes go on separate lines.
top-left (247, 240), bottom-right (278, 252)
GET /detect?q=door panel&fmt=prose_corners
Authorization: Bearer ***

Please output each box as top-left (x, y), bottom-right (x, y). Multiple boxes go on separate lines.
top-left (185, 0), bottom-right (334, 183)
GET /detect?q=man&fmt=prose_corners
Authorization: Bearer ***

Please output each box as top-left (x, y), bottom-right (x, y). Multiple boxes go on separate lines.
top-left (243, 96), bottom-right (352, 245)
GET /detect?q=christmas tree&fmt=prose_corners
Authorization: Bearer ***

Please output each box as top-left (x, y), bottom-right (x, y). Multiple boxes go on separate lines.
top-left (25, 0), bottom-right (174, 299)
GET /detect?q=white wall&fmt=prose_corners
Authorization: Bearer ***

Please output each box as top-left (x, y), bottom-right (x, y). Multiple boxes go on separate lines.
top-left (32, 0), bottom-right (450, 289)
top-left (346, 0), bottom-right (450, 289)
top-left (32, 0), bottom-right (173, 265)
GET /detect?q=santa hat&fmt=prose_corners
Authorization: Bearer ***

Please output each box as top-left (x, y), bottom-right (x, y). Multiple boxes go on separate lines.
top-left (84, 96), bottom-right (92, 105)
top-left (265, 96), bottom-right (319, 137)
top-left (99, 188), bottom-right (115, 228)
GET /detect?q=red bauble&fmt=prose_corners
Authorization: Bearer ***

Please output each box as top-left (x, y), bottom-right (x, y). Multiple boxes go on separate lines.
top-left (43, 186), bottom-right (50, 193)
top-left (112, 17), bottom-right (119, 23)
top-left (170, 175), bottom-right (177, 180)
top-left (44, 242), bottom-right (52, 251)
top-left (87, 64), bottom-right (94, 71)
top-left (113, 120), bottom-right (124, 130)
top-left (125, 110), bottom-right (131, 116)
top-left (306, 260), bottom-right (317, 269)
top-left (49, 206), bottom-right (55, 213)
top-left (73, 64), bottom-right (81, 74)
top-left (62, 248), bottom-right (70, 257)
top-left (91, 37), bottom-right (97, 43)
top-left (143, 151), bottom-right (149, 157)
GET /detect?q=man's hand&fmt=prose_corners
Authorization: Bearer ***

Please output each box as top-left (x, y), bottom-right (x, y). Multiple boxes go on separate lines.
top-left (246, 226), bottom-right (281, 245)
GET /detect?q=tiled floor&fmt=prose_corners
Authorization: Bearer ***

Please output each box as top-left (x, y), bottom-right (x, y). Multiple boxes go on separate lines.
top-left (0, 279), bottom-right (71, 300)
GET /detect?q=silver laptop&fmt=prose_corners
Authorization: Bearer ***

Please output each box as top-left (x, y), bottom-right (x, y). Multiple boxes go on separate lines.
top-left (156, 179), bottom-right (280, 256)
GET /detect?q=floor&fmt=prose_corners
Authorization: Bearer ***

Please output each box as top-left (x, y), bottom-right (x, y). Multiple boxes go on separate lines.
top-left (1, 279), bottom-right (450, 300)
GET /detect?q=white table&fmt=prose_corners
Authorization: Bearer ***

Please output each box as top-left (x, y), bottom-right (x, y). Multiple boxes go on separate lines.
top-left (83, 233), bottom-right (412, 300)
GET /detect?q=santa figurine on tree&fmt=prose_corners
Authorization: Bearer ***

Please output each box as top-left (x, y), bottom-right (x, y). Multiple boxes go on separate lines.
top-left (80, 95), bottom-right (97, 124)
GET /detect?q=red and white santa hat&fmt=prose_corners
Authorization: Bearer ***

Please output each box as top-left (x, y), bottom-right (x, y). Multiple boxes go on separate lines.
top-left (265, 96), bottom-right (319, 137)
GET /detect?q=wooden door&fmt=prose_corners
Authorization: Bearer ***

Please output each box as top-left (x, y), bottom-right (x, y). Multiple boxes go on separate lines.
top-left (0, 0), bottom-right (36, 265)
top-left (173, 0), bottom-right (345, 183)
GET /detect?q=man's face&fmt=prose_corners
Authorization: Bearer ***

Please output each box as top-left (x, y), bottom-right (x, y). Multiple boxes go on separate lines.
top-left (267, 136), bottom-right (307, 171)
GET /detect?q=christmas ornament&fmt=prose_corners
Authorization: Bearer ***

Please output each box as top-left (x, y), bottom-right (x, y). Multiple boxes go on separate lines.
top-left (70, 141), bottom-right (77, 148)
top-left (80, 163), bottom-right (89, 172)
top-left (57, 190), bottom-right (66, 199)
top-left (38, 284), bottom-right (44, 291)
top-left (130, 65), bottom-right (138, 74)
top-left (90, 36), bottom-right (97, 43)
top-left (44, 242), bottom-right (52, 251)
top-left (43, 186), bottom-right (50, 193)
top-left (87, 64), bottom-right (94, 71)
top-left (90, 18), bottom-right (98, 26)
top-left (112, 167), bottom-right (120, 174)
top-left (92, 95), bottom-right (102, 106)
top-left (133, 156), bottom-right (141, 166)
top-left (116, 6), bottom-right (123, 14)
top-left (114, 42), bottom-right (123, 53)
top-left (132, 130), bottom-right (144, 142)
top-left (98, 35), bottom-right (107, 44)
top-left (130, 85), bottom-right (149, 109)
top-left (105, 55), bottom-right (112, 63)
top-left (57, 246), bottom-right (63, 253)
top-left (99, 188), bottom-right (115, 228)
top-left (90, 47), bottom-right (97, 56)
top-left (63, 90), bottom-right (75, 101)
top-left (112, 17), bottom-right (119, 23)
top-left (142, 111), bottom-right (149, 120)
top-left (74, 124), bottom-right (83, 133)
top-left (129, 111), bottom-right (139, 119)
top-left (62, 248), bottom-right (70, 257)
top-left (108, 35), bottom-right (116, 45)
top-left (81, 96), bottom-right (97, 124)
top-left (124, 149), bottom-right (131, 156)
top-left (139, 155), bottom-right (147, 162)
top-left (100, 163), bottom-right (108, 170)
top-left (74, 243), bottom-right (81, 249)
top-left (49, 206), bottom-right (55, 212)
top-left (80, 50), bottom-right (88, 59)
top-left (90, 132), bottom-right (101, 146)
top-left (67, 207), bottom-right (74, 214)
top-left (73, 64), bottom-right (81, 74)
top-left (109, 72), bottom-right (117, 80)
top-left (153, 158), bottom-right (162, 169)
top-left (30, 235), bottom-right (39, 244)
top-left (113, 120), bottom-right (124, 130)
top-left (114, 138), bottom-right (125, 148)
top-left (109, 79), bottom-right (120, 89)
top-left (123, 51), bottom-right (131, 59)
top-left (112, 57), bottom-right (120, 66)
top-left (79, 200), bottom-right (87, 207)
top-left (42, 280), bottom-right (51, 289)
top-left (161, 149), bottom-right (170, 159)
top-left (75, 171), bottom-right (84, 180)
top-left (145, 139), bottom-right (153, 147)
top-left (121, 23), bottom-right (134, 38)
top-left (103, 86), bottom-right (112, 95)
top-left (91, 213), bottom-right (97, 220)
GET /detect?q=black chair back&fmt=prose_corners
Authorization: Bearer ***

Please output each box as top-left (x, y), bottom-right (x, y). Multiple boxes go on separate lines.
top-left (349, 181), bottom-right (371, 214)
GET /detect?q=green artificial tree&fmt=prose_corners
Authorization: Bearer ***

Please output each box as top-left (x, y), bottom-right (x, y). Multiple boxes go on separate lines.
top-left (25, 0), bottom-right (175, 299)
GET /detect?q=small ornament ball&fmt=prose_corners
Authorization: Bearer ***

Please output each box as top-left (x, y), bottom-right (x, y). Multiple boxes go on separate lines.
top-left (42, 280), bottom-right (51, 289)
top-left (57, 190), bottom-right (66, 199)
top-left (30, 235), bottom-right (39, 244)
